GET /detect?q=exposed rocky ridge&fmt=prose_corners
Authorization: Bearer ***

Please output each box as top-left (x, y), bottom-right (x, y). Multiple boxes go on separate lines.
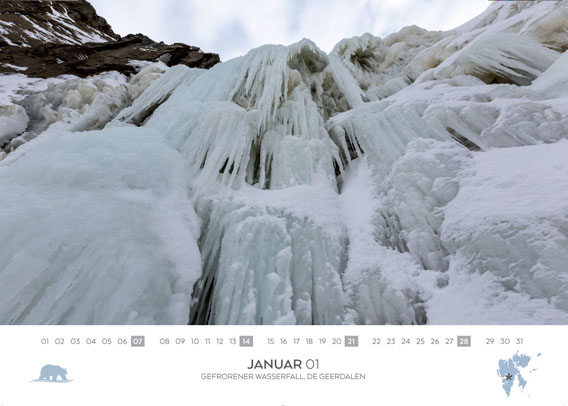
top-left (0, 33), bottom-right (220, 78)
top-left (0, 0), bottom-right (220, 78)
top-left (0, 0), bottom-right (119, 46)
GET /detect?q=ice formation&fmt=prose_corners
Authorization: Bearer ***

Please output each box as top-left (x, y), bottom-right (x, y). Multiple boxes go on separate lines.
top-left (1, 62), bottom-right (168, 154)
top-left (0, 126), bottom-right (201, 323)
top-left (0, 104), bottom-right (28, 147)
top-left (0, 1), bottom-right (567, 324)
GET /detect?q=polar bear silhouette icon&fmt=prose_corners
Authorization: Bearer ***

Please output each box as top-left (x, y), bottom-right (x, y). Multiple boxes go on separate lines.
top-left (39, 365), bottom-right (67, 382)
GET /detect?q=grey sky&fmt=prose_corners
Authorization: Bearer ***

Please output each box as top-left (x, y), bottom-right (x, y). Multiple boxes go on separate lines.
top-left (89, 0), bottom-right (488, 61)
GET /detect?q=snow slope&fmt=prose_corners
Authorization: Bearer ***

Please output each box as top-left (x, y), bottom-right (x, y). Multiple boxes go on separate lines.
top-left (0, 0), bottom-right (567, 324)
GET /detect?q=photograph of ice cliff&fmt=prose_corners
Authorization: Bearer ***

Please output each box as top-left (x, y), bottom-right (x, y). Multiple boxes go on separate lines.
top-left (1, 0), bottom-right (567, 325)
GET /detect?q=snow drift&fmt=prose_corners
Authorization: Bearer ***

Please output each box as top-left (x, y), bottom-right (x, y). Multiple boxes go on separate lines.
top-left (0, 0), bottom-right (567, 324)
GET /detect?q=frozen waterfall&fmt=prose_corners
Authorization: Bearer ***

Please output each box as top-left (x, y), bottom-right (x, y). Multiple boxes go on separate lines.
top-left (1, 0), bottom-right (568, 324)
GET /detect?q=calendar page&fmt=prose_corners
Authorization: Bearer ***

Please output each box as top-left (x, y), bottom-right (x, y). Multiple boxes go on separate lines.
top-left (1, 0), bottom-right (568, 405)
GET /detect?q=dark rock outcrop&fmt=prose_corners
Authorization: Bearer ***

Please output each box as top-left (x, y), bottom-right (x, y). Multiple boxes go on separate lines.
top-left (1, 33), bottom-right (220, 78)
top-left (0, 0), bottom-right (220, 78)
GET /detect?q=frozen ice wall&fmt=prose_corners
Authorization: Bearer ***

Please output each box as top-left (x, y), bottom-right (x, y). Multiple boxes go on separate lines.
top-left (0, 0), bottom-right (567, 324)
top-left (0, 127), bottom-right (202, 324)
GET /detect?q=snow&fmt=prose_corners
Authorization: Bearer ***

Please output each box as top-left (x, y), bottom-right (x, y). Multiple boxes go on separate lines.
top-left (46, 7), bottom-right (109, 44)
top-left (437, 142), bottom-right (568, 323)
top-left (1, 0), bottom-right (567, 324)
top-left (1, 8), bottom-right (112, 47)
top-left (0, 74), bottom-right (70, 151)
top-left (0, 21), bottom-right (17, 46)
top-left (128, 60), bottom-right (154, 71)
top-left (0, 104), bottom-right (29, 146)
top-left (2, 63), bottom-right (167, 152)
top-left (4, 72), bottom-right (128, 151)
top-left (1, 63), bottom-right (27, 72)
top-left (0, 74), bottom-right (68, 105)
top-left (339, 157), bottom-right (430, 325)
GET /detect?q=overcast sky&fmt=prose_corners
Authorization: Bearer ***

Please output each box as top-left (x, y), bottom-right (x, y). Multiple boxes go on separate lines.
top-left (89, 0), bottom-right (488, 61)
